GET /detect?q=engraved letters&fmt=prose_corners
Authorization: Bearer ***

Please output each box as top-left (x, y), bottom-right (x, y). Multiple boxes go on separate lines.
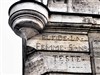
top-left (27, 33), bottom-right (89, 52)
top-left (45, 52), bottom-right (92, 73)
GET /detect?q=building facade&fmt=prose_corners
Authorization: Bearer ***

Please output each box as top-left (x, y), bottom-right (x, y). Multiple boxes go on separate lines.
top-left (8, 0), bottom-right (100, 75)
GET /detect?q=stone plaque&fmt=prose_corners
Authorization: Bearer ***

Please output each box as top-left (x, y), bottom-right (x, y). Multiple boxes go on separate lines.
top-left (95, 58), bottom-right (100, 73)
top-left (26, 52), bottom-right (91, 74)
top-left (43, 52), bottom-right (91, 73)
top-left (71, 0), bottom-right (100, 14)
top-left (27, 33), bottom-right (89, 52)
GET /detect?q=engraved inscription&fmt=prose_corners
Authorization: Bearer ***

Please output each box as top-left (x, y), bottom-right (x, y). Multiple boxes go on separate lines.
top-left (25, 52), bottom-right (91, 73)
top-left (27, 33), bottom-right (89, 52)
top-left (25, 59), bottom-right (44, 74)
top-left (41, 34), bottom-right (87, 41)
top-left (44, 52), bottom-right (91, 73)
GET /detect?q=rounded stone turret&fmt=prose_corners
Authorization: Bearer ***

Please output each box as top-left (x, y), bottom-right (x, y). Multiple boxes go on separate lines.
top-left (9, 1), bottom-right (49, 39)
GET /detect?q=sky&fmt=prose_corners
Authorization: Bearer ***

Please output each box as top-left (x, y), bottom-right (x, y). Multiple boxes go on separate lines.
top-left (0, 0), bottom-right (22, 75)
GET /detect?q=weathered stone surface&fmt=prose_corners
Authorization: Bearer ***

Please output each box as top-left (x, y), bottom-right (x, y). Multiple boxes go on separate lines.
top-left (89, 33), bottom-right (100, 57)
top-left (48, 0), bottom-right (67, 12)
top-left (95, 58), bottom-right (100, 73)
top-left (94, 18), bottom-right (100, 24)
top-left (48, 0), bottom-right (100, 14)
top-left (47, 73), bottom-right (91, 75)
top-left (25, 52), bottom-right (91, 75)
top-left (92, 33), bottom-right (100, 57)
top-left (48, 74), bottom-right (66, 75)
top-left (96, 72), bottom-right (100, 75)
top-left (49, 15), bottom-right (93, 24)
top-left (8, 0), bottom-right (100, 75)
top-left (89, 33), bottom-right (100, 74)
top-left (93, 41), bottom-right (100, 57)
top-left (71, 0), bottom-right (100, 14)
top-left (27, 33), bottom-right (89, 52)
top-left (25, 52), bottom-right (47, 75)
top-left (43, 52), bottom-right (91, 73)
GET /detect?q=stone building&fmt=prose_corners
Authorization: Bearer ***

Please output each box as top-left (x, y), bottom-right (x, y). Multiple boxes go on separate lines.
top-left (8, 0), bottom-right (100, 75)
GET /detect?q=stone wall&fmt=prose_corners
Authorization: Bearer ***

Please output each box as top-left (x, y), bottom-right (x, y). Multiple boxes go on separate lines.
top-left (9, 0), bottom-right (100, 75)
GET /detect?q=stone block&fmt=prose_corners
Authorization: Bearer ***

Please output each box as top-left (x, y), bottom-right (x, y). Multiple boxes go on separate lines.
top-left (49, 15), bottom-right (93, 24)
top-left (27, 33), bottom-right (89, 52)
top-left (93, 41), bottom-right (100, 57)
top-left (48, 0), bottom-right (100, 14)
top-left (95, 58), bottom-right (100, 73)
top-left (25, 52), bottom-right (92, 75)
top-left (88, 33), bottom-right (100, 57)
top-left (48, 0), bottom-right (67, 12)
top-left (93, 18), bottom-right (100, 24)
top-left (71, 0), bottom-right (100, 14)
